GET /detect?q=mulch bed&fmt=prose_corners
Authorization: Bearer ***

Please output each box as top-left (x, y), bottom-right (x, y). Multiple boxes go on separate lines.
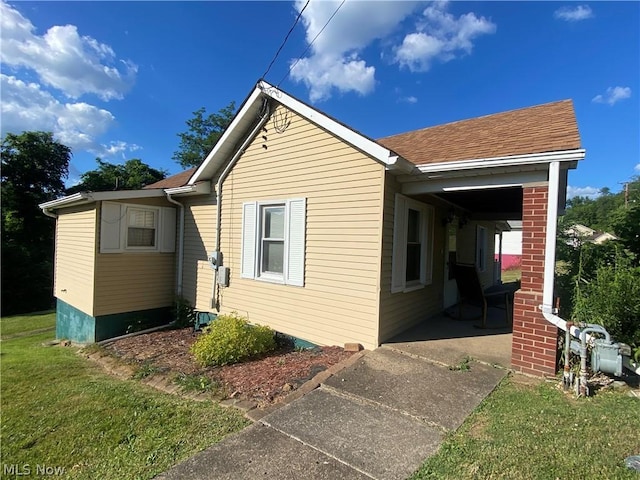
top-left (103, 327), bottom-right (354, 405)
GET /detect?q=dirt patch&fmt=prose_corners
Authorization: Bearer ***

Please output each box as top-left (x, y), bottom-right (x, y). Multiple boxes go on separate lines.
top-left (102, 327), bottom-right (354, 405)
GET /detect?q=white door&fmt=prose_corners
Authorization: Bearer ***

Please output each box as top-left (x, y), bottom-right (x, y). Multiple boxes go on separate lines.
top-left (443, 223), bottom-right (458, 308)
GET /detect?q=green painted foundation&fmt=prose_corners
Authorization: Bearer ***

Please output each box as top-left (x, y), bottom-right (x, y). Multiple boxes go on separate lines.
top-left (56, 299), bottom-right (172, 343)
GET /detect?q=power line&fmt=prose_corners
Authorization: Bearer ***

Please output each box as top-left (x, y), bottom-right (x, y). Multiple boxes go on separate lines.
top-left (261, 0), bottom-right (311, 81)
top-left (278, 0), bottom-right (347, 87)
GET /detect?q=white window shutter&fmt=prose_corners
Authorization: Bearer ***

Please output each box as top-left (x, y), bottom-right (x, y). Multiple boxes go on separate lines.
top-left (160, 207), bottom-right (176, 253)
top-left (391, 195), bottom-right (407, 293)
top-left (241, 202), bottom-right (257, 279)
top-left (100, 202), bottom-right (123, 253)
top-left (286, 198), bottom-right (306, 286)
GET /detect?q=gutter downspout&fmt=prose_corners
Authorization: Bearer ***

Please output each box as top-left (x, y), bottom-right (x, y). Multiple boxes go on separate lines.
top-left (211, 97), bottom-right (271, 308)
top-left (539, 161), bottom-right (640, 375)
top-left (165, 192), bottom-right (185, 296)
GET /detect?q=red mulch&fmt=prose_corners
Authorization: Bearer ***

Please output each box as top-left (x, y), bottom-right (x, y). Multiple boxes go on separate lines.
top-left (104, 327), bottom-right (353, 404)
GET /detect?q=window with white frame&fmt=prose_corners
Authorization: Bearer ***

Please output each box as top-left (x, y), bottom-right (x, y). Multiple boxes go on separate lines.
top-left (127, 208), bottom-right (157, 248)
top-left (241, 198), bottom-right (306, 286)
top-left (476, 225), bottom-right (487, 272)
top-left (100, 202), bottom-right (176, 253)
top-left (391, 194), bottom-right (434, 293)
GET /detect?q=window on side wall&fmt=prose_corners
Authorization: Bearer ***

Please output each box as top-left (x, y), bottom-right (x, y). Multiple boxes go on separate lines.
top-left (391, 194), bottom-right (434, 293)
top-left (241, 198), bottom-right (306, 286)
top-left (127, 208), bottom-right (157, 248)
top-left (100, 202), bottom-right (176, 253)
top-left (476, 225), bottom-right (487, 272)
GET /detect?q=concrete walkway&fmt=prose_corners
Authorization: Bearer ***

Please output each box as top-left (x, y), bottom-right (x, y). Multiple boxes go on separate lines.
top-left (156, 341), bottom-right (507, 480)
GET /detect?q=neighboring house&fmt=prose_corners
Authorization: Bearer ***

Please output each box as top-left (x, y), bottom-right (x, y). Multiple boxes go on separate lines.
top-left (565, 223), bottom-right (618, 246)
top-left (495, 222), bottom-right (523, 272)
top-left (40, 80), bottom-right (585, 377)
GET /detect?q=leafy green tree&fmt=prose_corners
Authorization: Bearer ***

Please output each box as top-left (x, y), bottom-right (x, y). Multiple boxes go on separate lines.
top-left (66, 158), bottom-right (167, 194)
top-left (1, 131), bottom-right (71, 314)
top-left (172, 102), bottom-right (236, 169)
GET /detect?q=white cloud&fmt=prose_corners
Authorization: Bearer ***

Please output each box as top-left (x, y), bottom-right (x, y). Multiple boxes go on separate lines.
top-left (0, 74), bottom-right (138, 158)
top-left (592, 86), bottom-right (632, 106)
top-left (400, 95), bottom-right (418, 104)
top-left (289, 1), bottom-right (495, 101)
top-left (289, 0), bottom-right (419, 101)
top-left (0, 0), bottom-right (137, 100)
top-left (554, 5), bottom-right (594, 22)
top-left (566, 185), bottom-right (601, 200)
top-left (635, 163), bottom-right (640, 172)
top-left (394, 3), bottom-right (496, 72)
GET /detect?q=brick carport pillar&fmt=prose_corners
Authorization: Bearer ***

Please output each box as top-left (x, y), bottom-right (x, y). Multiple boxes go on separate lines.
top-left (511, 185), bottom-right (559, 376)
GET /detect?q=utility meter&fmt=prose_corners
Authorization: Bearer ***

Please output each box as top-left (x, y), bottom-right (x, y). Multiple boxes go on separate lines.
top-left (208, 251), bottom-right (222, 270)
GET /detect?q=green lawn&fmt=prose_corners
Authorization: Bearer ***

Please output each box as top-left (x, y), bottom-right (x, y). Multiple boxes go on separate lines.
top-left (411, 377), bottom-right (640, 479)
top-left (0, 310), bottom-right (56, 337)
top-left (1, 313), bottom-right (249, 480)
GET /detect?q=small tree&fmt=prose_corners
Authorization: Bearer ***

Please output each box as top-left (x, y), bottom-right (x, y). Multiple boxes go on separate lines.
top-left (172, 102), bottom-right (236, 169)
top-left (67, 158), bottom-right (166, 194)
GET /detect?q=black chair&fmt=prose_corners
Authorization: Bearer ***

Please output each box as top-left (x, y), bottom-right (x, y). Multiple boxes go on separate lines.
top-left (452, 263), bottom-right (515, 329)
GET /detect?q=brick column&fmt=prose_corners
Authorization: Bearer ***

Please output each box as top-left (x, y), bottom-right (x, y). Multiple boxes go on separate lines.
top-left (511, 186), bottom-right (558, 376)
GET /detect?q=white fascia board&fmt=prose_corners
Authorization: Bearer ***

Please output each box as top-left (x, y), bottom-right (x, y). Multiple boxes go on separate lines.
top-left (164, 182), bottom-right (211, 196)
top-left (39, 193), bottom-right (90, 209)
top-left (39, 189), bottom-right (166, 210)
top-left (258, 81), bottom-right (414, 173)
top-left (189, 87), bottom-right (264, 184)
top-left (401, 169), bottom-right (547, 195)
top-left (416, 149), bottom-right (586, 175)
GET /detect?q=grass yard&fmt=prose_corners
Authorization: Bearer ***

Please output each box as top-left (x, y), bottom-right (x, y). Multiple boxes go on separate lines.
top-left (0, 311), bottom-right (56, 337)
top-left (501, 268), bottom-right (522, 283)
top-left (0, 313), bottom-right (249, 480)
top-left (411, 377), bottom-right (640, 480)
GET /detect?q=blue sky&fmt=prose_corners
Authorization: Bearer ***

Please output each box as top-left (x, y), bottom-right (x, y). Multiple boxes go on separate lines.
top-left (1, 1), bottom-right (638, 199)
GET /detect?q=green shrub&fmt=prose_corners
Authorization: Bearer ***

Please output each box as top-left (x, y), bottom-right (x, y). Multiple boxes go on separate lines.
top-left (190, 312), bottom-right (276, 367)
top-left (173, 296), bottom-right (196, 328)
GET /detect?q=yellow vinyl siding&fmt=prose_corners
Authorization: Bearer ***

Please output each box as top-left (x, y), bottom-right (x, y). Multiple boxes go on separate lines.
top-left (93, 253), bottom-right (175, 316)
top-left (181, 191), bottom-right (217, 310)
top-left (93, 200), bottom-right (176, 316)
top-left (378, 174), bottom-right (446, 342)
top-left (54, 205), bottom-right (96, 316)
top-left (216, 105), bottom-right (384, 349)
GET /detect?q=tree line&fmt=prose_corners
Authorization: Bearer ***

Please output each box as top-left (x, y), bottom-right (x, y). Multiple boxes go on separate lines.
top-left (1, 103), bottom-right (235, 315)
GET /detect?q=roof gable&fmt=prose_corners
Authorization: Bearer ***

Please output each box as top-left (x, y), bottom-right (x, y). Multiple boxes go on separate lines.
top-left (377, 100), bottom-right (581, 165)
top-left (188, 81), bottom-right (414, 184)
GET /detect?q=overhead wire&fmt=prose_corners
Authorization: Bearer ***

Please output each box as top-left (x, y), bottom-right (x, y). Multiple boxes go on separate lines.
top-left (277, 0), bottom-right (347, 87)
top-left (260, 0), bottom-right (311, 81)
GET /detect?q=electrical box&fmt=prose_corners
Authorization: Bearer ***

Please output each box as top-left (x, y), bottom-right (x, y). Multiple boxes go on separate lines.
top-left (217, 266), bottom-right (230, 287)
top-left (208, 251), bottom-right (222, 270)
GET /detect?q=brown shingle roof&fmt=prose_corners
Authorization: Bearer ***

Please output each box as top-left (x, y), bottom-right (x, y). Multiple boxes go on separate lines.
top-left (377, 100), bottom-right (581, 166)
top-left (143, 168), bottom-right (196, 189)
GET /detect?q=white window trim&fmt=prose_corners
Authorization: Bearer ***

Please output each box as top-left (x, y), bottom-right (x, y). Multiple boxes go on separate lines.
top-left (258, 201), bottom-right (287, 284)
top-left (125, 206), bottom-right (159, 251)
top-left (241, 198), bottom-right (306, 287)
top-left (100, 202), bottom-right (176, 254)
top-left (391, 194), bottom-right (434, 294)
top-left (476, 225), bottom-right (487, 272)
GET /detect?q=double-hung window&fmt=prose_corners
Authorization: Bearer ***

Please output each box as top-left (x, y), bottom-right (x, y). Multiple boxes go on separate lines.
top-left (241, 198), bottom-right (306, 286)
top-left (391, 194), bottom-right (434, 293)
top-left (127, 208), bottom-right (157, 248)
top-left (100, 202), bottom-right (176, 253)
